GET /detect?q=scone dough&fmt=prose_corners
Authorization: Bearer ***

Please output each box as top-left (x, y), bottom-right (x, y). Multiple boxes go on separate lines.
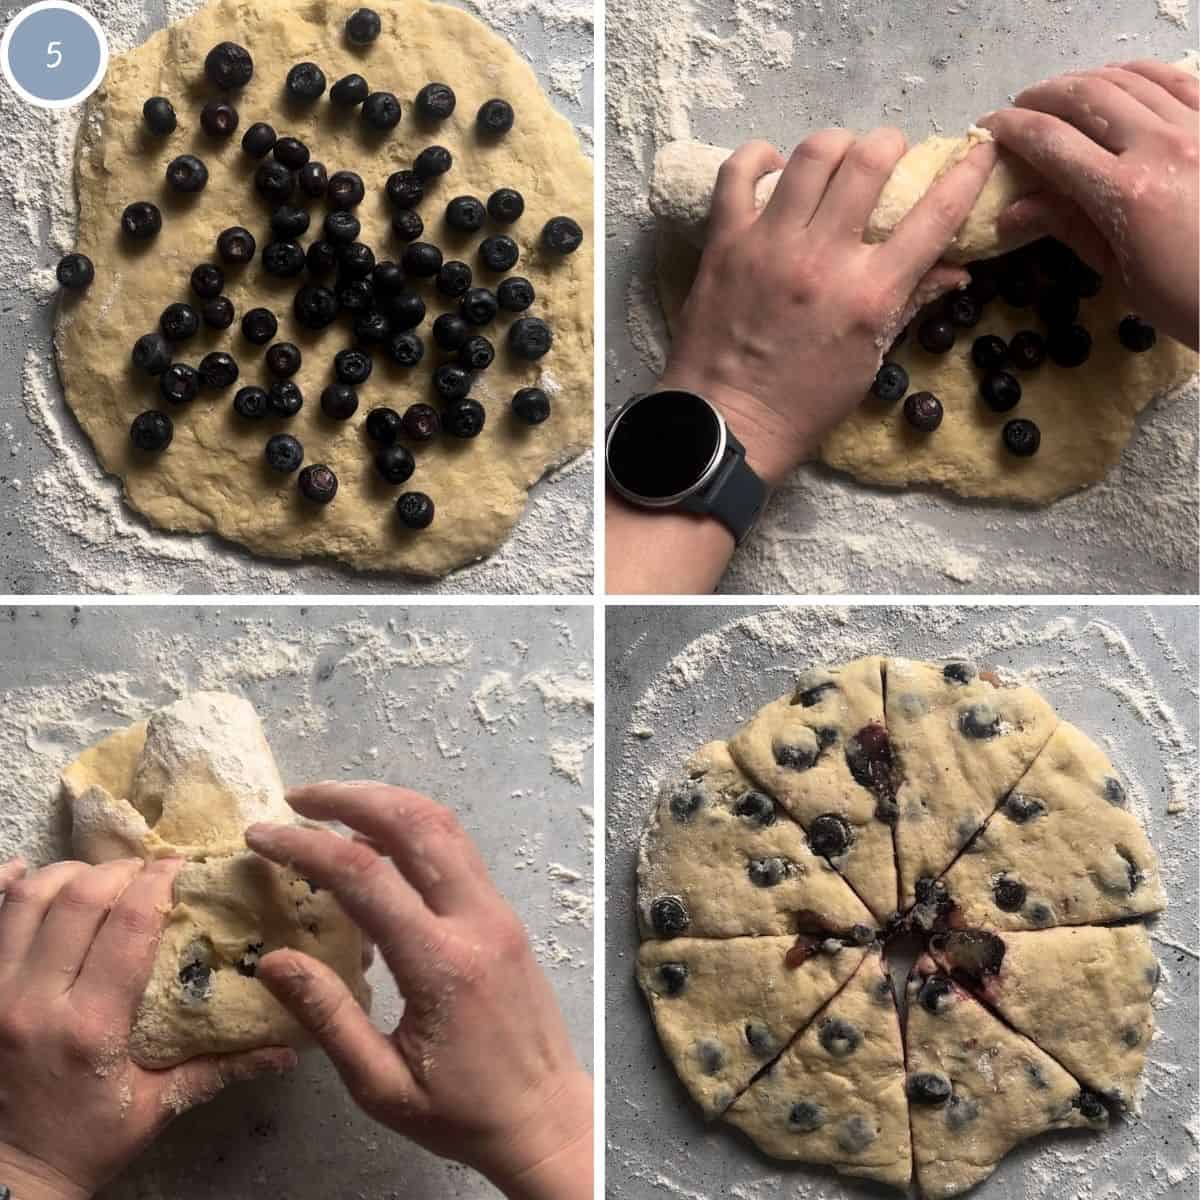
top-left (636, 936), bottom-right (866, 1117)
top-left (724, 950), bottom-right (912, 1190)
top-left (636, 740), bottom-right (875, 939)
top-left (940, 721), bottom-right (1166, 929)
top-left (57, 0), bottom-right (592, 577)
top-left (61, 692), bottom-right (369, 1067)
top-left (905, 956), bottom-right (1104, 1199)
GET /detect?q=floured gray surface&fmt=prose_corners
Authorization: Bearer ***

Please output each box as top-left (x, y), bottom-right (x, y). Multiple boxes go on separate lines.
top-left (0, 0), bottom-right (593, 595)
top-left (0, 604), bottom-right (593, 1198)
top-left (606, 605), bottom-right (1198, 1198)
top-left (606, 0), bottom-right (1199, 594)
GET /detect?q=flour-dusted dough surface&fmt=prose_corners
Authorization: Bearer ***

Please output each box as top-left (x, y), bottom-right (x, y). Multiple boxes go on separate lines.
top-left (636, 740), bottom-right (875, 939)
top-left (940, 721), bottom-right (1166, 930)
top-left (56, 0), bottom-right (593, 578)
top-left (61, 691), bottom-right (369, 1067)
top-left (724, 950), bottom-right (912, 1189)
top-left (905, 959), bottom-right (1103, 1199)
top-left (886, 658), bottom-right (1058, 913)
top-left (636, 936), bottom-right (866, 1118)
top-left (934, 924), bottom-right (1160, 1108)
top-left (727, 657), bottom-right (899, 923)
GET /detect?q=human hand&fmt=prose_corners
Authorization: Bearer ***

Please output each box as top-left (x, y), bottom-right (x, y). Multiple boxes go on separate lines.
top-left (981, 60), bottom-right (1199, 349)
top-left (659, 129), bottom-right (997, 484)
top-left (244, 783), bottom-right (592, 1200)
top-left (0, 857), bottom-right (295, 1200)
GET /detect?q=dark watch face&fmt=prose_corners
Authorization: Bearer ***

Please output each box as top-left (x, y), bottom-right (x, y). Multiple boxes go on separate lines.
top-left (607, 391), bottom-right (722, 500)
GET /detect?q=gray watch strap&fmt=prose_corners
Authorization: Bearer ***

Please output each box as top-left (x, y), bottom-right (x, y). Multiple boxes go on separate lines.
top-left (679, 430), bottom-right (768, 544)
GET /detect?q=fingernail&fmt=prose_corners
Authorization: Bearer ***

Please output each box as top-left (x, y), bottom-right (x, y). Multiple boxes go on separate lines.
top-left (245, 824), bottom-right (278, 847)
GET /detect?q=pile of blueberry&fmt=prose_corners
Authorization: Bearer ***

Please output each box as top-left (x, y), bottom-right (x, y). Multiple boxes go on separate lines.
top-left (868, 236), bottom-right (1158, 458)
top-left (55, 8), bottom-right (584, 530)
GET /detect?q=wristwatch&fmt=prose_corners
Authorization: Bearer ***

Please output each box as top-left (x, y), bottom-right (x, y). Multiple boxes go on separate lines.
top-left (605, 389), bottom-right (768, 544)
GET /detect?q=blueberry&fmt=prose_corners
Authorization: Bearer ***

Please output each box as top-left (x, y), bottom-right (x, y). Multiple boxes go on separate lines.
top-left (200, 100), bottom-right (239, 138)
top-left (461, 287), bottom-right (499, 326)
top-left (263, 241), bottom-right (306, 277)
top-left (121, 201), bottom-right (162, 240)
top-left (745, 1022), bottom-right (774, 1057)
top-left (396, 491), bottom-right (435, 529)
top-left (917, 974), bottom-right (953, 1014)
top-left (402, 403), bottom-right (441, 442)
top-left (807, 813), bottom-right (853, 857)
top-left (362, 92), bottom-right (402, 130)
top-left (1004, 792), bottom-right (1045, 822)
top-left (413, 145), bottom-right (452, 179)
top-left (477, 98), bottom-right (514, 136)
top-left (255, 160), bottom-right (293, 203)
top-left (202, 297), bottom-right (235, 330)
top-left (217, 226), bottom-right (256, 265)
top-left (165, 154), bottom-right (208, 193)
top-left (159, 363), bottom-right (200, 405)
top-left (993, 876), bottom-right (1026, 912)
top-left (341, 242), bottom-right (376, 280)
top-left (446, 196), bottom-right (486, 233)
top-left (270, 205), bottom-right (310, 239)
top-left (1104, 777), bottom-right (1126, 807)
top-left (942, 660), bottom-right (975, 684)
top-left (298, 162), bottom-right (329, 198)
top-left (434, 363), bottom-right (472, 402)
top-left (981, 370), bottom-right (1021, 412)
top-left (268, 381), bottom-right (303, 417)
top-left (747, 857), bottom-right (788, 887)
top-left (958, 703), bottom-right (1000, 738)
top-left (1047, 324), bottom-right (1092, 367)
top-left (945, 290), bottom-right (981, 328)
top-left (459, 335), bottom-right (494, 371)
top-left (903, 391), bottom-right (943, 432)
top-left (265, 342), bottom-right (301, 378)
top-left (836, 1115), bottom-right (877, 1154)
top-left (796, 679), bottom-right (838, 706)
top-left (179, 955), bottom-right (213, 1003)
top-left (345, 7), bottom-right (381, 44)
top-left (328, 170), bottom-right (365, 209)
top-left (1003, 418), bottom-right (1041, 457)
top-left (433, 313), bottom-right (471, 350)
top-left (330, 73), bottom-right (370, 107)
top-left (446, 399), bottom-right (486, 439)
top-left (299, 464), bottom-right (338, 504)
top-left (188, 264), bottom-right (223, 301)
top-left (345, 312), bottom-right (391, 349)
top-left (543, 215), bottom-right (585, 256)
top-left (971, 334), bottom-right (1008, 370)
top-left (497, 276), bottom-right (535, 312)
top-left (918, 317), bottom-right (955, 353)
top-left (335, 348), bottom-right (373, 385)
top-left (160, 303), bottom-right (200, 343)
top-left (657, 961), bottom-right (688, 996)
top-left (198, 351), bottom-right (239, 389)
top-left (845, 721), bottom-right (892, 793)
top-left (265, 433), bottom-right (303, 473)
top-left (1118, 315), bottom-right (1156, 352)
top-left (788, 1102), bottom-right (825, 1132)
top-left (293, 286), bottom-right (339, 331)
top-left (775, 740), bottom-right (817, 771)
top-left (437, 260), bottom-right (473, 298)
top-left (509, 316), bottom-right (553, 360)
top-left (287, 62), bottom-right (327, 101)
top-left (1121, 1027), bottom-right (1141, 1049)
top-left (913, 877), bottom-right (952, 926)
top-left (375, 443), bottom-right (415, 485)
top-left (52, 252), bottom-right (93, 293)
top-left (339, 281), bottom-right (374, 315)
top-left (242, 122), bottom-right (277, 158)
top-left (480, 234), bottom-right (519, 272)
top-left (387, 331), bottom-right (425, 367)
top-left (732, 790), bottom-right (775, 826)
top-left (1029, 902), bottom-right (1054, 925)
top-left (416, 82), bottom-right (456, 121)
top-left (818, 1016), bottom-right (861, 1058)
top-left (512, 387), bottom-right (551, 425)
top-left (370, 261), bottom-right (405, 296)
top-left (384, 291), bottom-right (426, 330)
top-left (871, 362), bottom-right (908, 403)
top-left (392, 210), bottom-right (424, 241)
top-left (325, 210), bottom-right (361, 245)
top-left (998, 261), bottom-right (1037, 308)
top-left (402, 242), bottom-right (443, 277)
top-left (1036, 284), bottom-right (1080, 328)
top-left (1008, 330), bottom-right (1046, 369)
top-left (387, 169), bottom-right (425, 209)
top-left (945, 1096), bottom-right (980, 1130)
top-left (130, 410), bottom-right (173, 451)
top-left (205, 41), bottom-right (253, 89)
top-left (365, 407), bottom-right (403, 445)
top-left (908, 1072), bottom-right (951, 1104)
top-left (320, 384), bottom-right (358, 421)
top-left (1075, 1091), bottom-right (1107, 1123)
top-left (234, 386), bottom-right (270, 420)
top-left (132, 332), bottom-right (172, 375)
top-left (695, 1038), bottom-right (723, 1075)
top-left (142, 96), bottom-right (177, 135)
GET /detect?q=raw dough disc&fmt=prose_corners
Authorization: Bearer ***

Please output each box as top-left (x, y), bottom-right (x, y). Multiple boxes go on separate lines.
top-left (56, 0), bottom-right (592, 578)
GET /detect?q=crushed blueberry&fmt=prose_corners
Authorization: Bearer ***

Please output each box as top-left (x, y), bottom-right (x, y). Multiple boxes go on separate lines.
top-left (908, 1072), bottom-right (952, 1105)
top-left (788, 1101), bottom-right (825, 1132)
top-left (807, 813), bottom-right (853, 858)
top-left (747, 857), bottom-right (789, 888)
top-left (657, 961), bottom-right (688, 996)
top-left (733, 790), bottom-right (775, 827)
top-left (650, 895), bottom-right (690, 937)
top-left (818, 1017), bottom-right (862, 1058)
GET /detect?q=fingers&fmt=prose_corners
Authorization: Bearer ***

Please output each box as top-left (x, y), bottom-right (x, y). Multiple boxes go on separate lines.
top-left (879, 139), bottom-right (997, 293)
top-left (996, 192), bottom-right (1112, 274)
top-left (285, 782), bottom-right (491, 915)
top-left (1014, 72), bottom-right (1165, 153)
top-left (25, 859), bottom-right (145, 997)
top-left (808, 126), bottom-right (907, 236)
top-left (71, 857), bottom-right (181, 1017)
top-left (710, 140), bottom-right (786, 236)
top-left (763, 129), bottom-right (857, 228)
top-left (156, 1046), bottom-right (298, 1117)
top-left (1093, 65), bottom-right (1196, 127)
top-left (0, 860), bottom-right (90, 979)
top-left (1116, 59), bottom-right (1200, 112)
top-left (244, 822), bottom-right (441, 987)
top-left (0, 858), bottom-right (26, 894)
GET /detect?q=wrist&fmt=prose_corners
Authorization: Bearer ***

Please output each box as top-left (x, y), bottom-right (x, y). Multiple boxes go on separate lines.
top-left (0, 1145), bottom-right (90, 1200)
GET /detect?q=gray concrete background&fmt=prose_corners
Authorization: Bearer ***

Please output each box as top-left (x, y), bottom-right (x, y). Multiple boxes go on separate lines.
top-left (605, 604), bottom-right (1199, 1199)
top-left (0, 0), bottom-right (593, 595)
top-left (605, 0), bottom-right (1200, 595)
top-left (0, 604), bottom-right (594, 1199)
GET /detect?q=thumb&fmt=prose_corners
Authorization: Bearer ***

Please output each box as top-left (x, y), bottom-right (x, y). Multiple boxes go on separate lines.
top-left (157, 1046), bottom-right (298, 1118)
top-left (884, 264), bottom-right (971, 347)
top-left (996, 192), bottom-right (1112, 275)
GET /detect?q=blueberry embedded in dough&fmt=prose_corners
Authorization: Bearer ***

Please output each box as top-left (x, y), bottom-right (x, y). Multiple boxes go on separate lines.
top-left (650, 895), bottom-right (690, 937)
top-left (818, 1016), bottom-right (863, 1058)
top-left (788, 1101), bottom-right (825, 1132)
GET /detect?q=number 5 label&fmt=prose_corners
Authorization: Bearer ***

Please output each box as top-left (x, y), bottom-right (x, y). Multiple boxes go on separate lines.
top-left (0, 2), bottom-right (108, 109)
